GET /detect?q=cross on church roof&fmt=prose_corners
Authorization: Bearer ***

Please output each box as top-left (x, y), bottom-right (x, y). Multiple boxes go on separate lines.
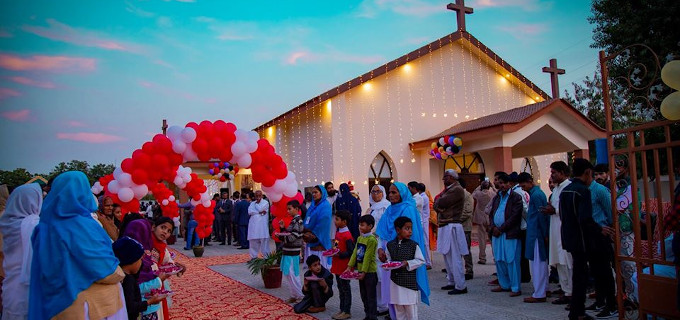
top-left (162, 119), bottom-right (168, 135)
top-left (542, 58), bottom-right (565, 98)
top-left (447, 0), bottom-right (473, 32)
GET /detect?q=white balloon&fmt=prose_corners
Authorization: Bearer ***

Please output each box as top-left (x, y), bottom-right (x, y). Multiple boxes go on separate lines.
top-left (118, 187), bottom-right (134, 202)
top-left (273, 179), bottom-right (286, 193)
top-left (190, 199), bottom-right (200, 206)
top-left (245, 140), bottom-right (258, 153)
top-left (172, 140), bottom-right (187, 154)
top-left (181, 127), bottom-right (197, 143)
top-left (231, 141), bottom-right (246, 156)
top-left (268, 192), bottom-right (283, 202)
top-left (132, 184), bottom-right (148, 199)
top-left (202, 200), bottom-right (211, 207)
top-left (237, 154), bottom-right (252, 168)
top-left (183, 144), bottom-right (198, 162)
top-left (167, 126), bottom-right (183, 140)
top-left (118, 173), bottom-right (133, 187)
top-left (113, 167), bottom-right (123, 180)
top-left (108, 180), bottom-right (121, 193)
top-left (162, 199), bottom-right (170, 206)
top-left (91, 182), bottom-right (103, 194)
top-left (201, 192), bottom-right (210, 202)
top-left (283, 182), bottom-right (297, 197)
top-left (247, 130), bottom-right (259, 142)
top-left (173, 176), bottom-right (183, 186)
top-left (169, 195), bottom-right (175, 202)
top-left (234, 129), bottom-right (248, 141)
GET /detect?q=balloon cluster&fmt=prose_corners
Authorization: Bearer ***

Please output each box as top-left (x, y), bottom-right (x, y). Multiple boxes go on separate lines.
top-left (208, 162), bottom-right (237, 182)
top-left (429, 135), bottom-right (463, 159)
top-left (661, 60), bottom-right (680, 120)
top-left (91, 120), bottom-right (298, 240)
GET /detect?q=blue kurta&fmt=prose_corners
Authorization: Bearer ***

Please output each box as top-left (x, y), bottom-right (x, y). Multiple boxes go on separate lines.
top-left (492, 190), bottom-right (522, 292)
top-left (525, 186), bottom-right (549, 261)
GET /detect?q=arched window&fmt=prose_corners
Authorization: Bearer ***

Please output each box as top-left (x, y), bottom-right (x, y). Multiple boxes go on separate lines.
top-left (368, 152), bottom-right (395, 193)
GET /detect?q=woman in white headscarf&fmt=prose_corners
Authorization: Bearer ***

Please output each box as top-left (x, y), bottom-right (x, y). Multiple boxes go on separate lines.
top-left (0, 184), bottom-right (43, 320)
top-left (364, 184), bottom-right (391, 315)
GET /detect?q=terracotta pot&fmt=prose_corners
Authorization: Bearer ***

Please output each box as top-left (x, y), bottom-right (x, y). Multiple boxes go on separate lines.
top-left (192, 246), bottom-right (204, 257)
top-left (261, 266), bottom-right (282, 289)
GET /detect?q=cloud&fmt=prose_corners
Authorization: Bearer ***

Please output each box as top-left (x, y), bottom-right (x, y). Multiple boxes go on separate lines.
top-left (125, 1), bottom-right (156, 18)
top-left (0, 53), bottom-right (96, 72)
top-left (157, 17), bottom-right (173, 28)
top-left (22, 19), bottom-right (147, 54)
top-left (1, 109), bottom-right (30, 121)
top-left (137, 80), bottom-right (217, 104)
top-left (497, 23), bottom-right (548, 38)
top-left (284, 50), bottom-right (384, 65)
top-left (401, 36), bottom-right (430, 46)
top-left (8, 76), bottom-right (56, 88)
top-left (357, 0), bottom-right (446, 18)
top-left (195, 18), bottom-right (255, 41)
top-left (0, 88), bottom-right (21, 99)
top-left (472, 0), bottom-right (551, 11)
top-left (56, 132), bottom-right (124, 143)
top-left (0, 29), bottom-right (12, 38)
top-left (67, 120), bottom-right (87, 127)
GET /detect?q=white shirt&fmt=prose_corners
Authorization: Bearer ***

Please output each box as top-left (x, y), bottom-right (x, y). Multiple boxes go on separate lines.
top-left (247, 199), bottom-right (270, 240)
top-left (548, 179), bottom-right (573, 266)
top-left (412, 193), bottom-right (424, 217)
top-left (419, 192), bottom-right (430, 225)
top-left (511, 184), bottom-right (530, 230)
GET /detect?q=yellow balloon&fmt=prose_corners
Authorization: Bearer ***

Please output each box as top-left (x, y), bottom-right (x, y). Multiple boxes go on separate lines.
top-left (661, 91), bottom-right (680, 120)
top-left (453, 137), bottom-right (463, 147)
top-left (438, 147), bottom-right (444, 153)
top-left (431, 142), bottom-right (437, 150)
top-left (661, 60), bottom-right (680, 90)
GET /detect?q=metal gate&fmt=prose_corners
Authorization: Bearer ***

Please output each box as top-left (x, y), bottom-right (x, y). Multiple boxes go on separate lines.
top-left (600, 45), bottom-right (680, 319)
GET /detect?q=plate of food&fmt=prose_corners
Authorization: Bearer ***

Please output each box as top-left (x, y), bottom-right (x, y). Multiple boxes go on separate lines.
top-left (276, 232), bottom-right (291, 237)
top-left (304, 274), bottom-right (322, 281)
top-left (322, 248), bottom-right (340, 256)
top-left (144, 288), bottom-right (173, 299)
top-left (381, 261), bottom-right (404, 270)
top-left (339, 270), bottom-right (361, 280)
top-left (156, 264), bottom-right (183, 275)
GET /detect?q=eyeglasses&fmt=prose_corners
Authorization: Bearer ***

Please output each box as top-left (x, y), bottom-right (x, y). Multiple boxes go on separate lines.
top-left (371, 190), bottom-right (382, 194)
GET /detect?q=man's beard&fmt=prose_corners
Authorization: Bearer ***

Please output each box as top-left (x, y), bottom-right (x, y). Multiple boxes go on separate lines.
top-left (327, 190), bottom-right (337, 197)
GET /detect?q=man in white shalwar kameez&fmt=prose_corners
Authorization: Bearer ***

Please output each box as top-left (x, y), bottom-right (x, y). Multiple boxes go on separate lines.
top-left (247, 191), bottom-right (271, 259)
top-left (543, 161), bottom-right (573, 304)
top-left (418, 183), bottom-right (432, 268)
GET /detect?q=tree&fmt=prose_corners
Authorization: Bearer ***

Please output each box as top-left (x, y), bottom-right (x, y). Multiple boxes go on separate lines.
top-left (0, 168), bottom-right (34, 189)
top-left (89, 163), bottom-right (116, 184)
top-left (47, 160), bottom-right (116, 185)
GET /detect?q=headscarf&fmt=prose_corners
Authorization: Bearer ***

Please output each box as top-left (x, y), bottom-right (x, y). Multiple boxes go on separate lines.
top-left (336, 183), bottom-right (362, 239)
top-left (304, 185), bottom-right (332, 250)
top-left (369, 184), bottom-right (390, 211)
top-left (375, 182), bottom-right (431, 305)
top-left (28, 171), bottom-right (120, 320)
top-left (122, 219), bottom-right (157, 283)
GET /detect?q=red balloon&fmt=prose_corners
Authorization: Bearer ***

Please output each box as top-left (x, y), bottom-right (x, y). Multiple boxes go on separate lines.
top-left (142, 142), bottom-right (155, 154)
top-left (261, 173), bottom-right (276, 187)
top-left (218, 149), bottom-right (233, 163)
top-left (152, 154), bottom-right (169, 169)
top-left (120, 158), bottom-right (135, 173)
top-left (219, 176), bottom-right (227, 182)
top-left (134, 152), bottom-right (151, 169)
top-left (192, 138), bottom-right (208, 155)
top-left (225, 122), bottom-right (237, 133)
top-left (152, 134), bottom-right (173, 153)
top-left (131, 169), bottom-right (148, 185)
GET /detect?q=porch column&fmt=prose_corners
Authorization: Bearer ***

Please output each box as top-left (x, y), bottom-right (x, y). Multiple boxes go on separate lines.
top-left (493, 147), bottom-right (513, 173)
top-left (573, 148), bottom-right (590, 160)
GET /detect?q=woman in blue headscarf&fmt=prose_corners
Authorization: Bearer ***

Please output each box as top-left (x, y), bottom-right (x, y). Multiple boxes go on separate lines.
top-left (335, 183), bottom-right (362, 240)
top-left (29, 171), bottom-right (127, 320)
top-left (303, 185), bottom-right (332, 268)
top-left (376, 182), bottom-right (430, 318)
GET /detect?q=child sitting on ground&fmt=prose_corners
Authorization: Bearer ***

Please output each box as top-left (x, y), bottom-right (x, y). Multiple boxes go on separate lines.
top-left (294, 255), bottom-right (334, 314)
top-left (383, 216), bottom-right (425, 320)
top-left (278, 199), bottom-right (305, 303)
top-left (113, 236), bottom-right (165, 320)
top-left (346, 214), bottom-right (379, 320)
top-left (330, 210), bottom-right (355, 320)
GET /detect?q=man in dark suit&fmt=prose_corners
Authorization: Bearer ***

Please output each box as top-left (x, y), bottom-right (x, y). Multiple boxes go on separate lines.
top-left (234, 192), bottom-right (252, 249)
top-left (216, 191), bottom-right (234, 245)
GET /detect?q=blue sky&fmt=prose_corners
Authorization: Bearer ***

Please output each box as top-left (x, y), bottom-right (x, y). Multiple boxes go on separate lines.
top-left (0, 0), bottom-right (599, 173)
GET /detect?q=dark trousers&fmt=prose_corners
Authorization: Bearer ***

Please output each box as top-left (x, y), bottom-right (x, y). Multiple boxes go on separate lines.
top-left (591, 238), bottom-right (616, 309)
top-left (233, 224), bottom-right (239, 243)
top-left (520, 229), bottom-right (531, 282)
top-left (464, 230), bottom-right (473, 275)
top-left (217, 215), bottom-right (232, 244)
top-left (294, 281), bottom-right (332, 313)
top-left (238, 225), bottom-right (249, 248)
top-left (336, 275), bottom-right (352, 313)
top-left (570, 251), bottom-right (589, 319)
top-left (359, 272), bottom-right (378, 320)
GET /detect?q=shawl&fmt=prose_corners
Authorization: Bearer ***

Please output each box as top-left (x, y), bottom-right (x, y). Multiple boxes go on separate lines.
top-left (303, 185), bottom-right (332, 250)
top-left (123, 219), bottom-right (157, 283)
top-left (28, 171), bottom-right (120, 320)
top-left (375, 182), bottom-right (430, 305)
top-left (336, 183), bottom-right (362, 239)
top-left (369, 185), bottom-right (390, 211)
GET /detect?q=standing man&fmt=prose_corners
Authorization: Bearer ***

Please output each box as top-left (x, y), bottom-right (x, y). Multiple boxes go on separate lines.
top-left (459, 179), bottom-right (475, 280)
top-left (472, 181), bottom-right (495, 265)
top-left (508, 172), bottom-right (531, 283)
top-left (235, 192), bottom-right (252, 250)
top-left (518, 173), bottom-right (550, 303)
top-left (232, 191), bottom-right (241, 246)
top-left (248, 191), bottom-right (271, 259)
top-left (593, 164), bottom-right (611, 190)
top-left (417, 183), bottom-right (433, 269)
top-left (560, 159), bottom-right (617, 319)
top-left (434, 169), bottom-right (469, 295)
top-left (488, 173), bottom-right (524, 297)
top-left (542, 161), bottom-right (573, 305)
top-left (217, 191), bottom-right (234, 245)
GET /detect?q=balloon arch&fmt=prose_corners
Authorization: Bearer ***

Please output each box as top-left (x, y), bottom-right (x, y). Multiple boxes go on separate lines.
top-left (91, 120), bottom-right (299, 239)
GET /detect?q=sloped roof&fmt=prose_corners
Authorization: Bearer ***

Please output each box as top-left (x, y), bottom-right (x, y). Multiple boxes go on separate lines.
top-left (253, 30), bottom-right (550, 131)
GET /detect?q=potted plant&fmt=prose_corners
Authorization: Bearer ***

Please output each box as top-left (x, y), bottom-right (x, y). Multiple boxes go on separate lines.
top-left (246, 251), bottom-right (282, 289)
top-left (192, 238), bottom-right (206, 258)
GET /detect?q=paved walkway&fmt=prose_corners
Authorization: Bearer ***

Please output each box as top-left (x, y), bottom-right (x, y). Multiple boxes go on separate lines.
top-left (169, 239), bottom-right (573, 319)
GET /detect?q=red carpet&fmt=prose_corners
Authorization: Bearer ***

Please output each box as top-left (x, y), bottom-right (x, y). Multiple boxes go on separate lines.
top-left (168, 249), bottom-right (315, 320)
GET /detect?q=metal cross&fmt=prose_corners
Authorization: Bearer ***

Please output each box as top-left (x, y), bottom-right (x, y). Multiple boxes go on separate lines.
top-left (542, 58), bottom-right (566, 99)
top-left (446, 0), bottom-right (474, 32)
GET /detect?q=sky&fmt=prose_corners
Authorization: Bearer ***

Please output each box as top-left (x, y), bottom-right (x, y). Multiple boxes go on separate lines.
top-left (0, 0), bottom-right (600, 174)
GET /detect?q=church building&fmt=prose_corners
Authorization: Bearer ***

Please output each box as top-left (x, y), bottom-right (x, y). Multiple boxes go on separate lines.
top-left (252, 1), bottom-right (604, 197)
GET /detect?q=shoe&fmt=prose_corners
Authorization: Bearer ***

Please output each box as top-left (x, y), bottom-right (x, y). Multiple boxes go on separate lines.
top-left (426, 265), bottom-right (432, 270)
top-left (552, 296), bottom-right (571, 305)
top-left (551, 288), bottom-right (564, 295)
top-left (441, 268), bottom-right (447, 273)
top-left (220, 242), bottom-right (226, 245)
top-left (509, 291), bottom-right (522, 297)
top-left (465, 274), bottom-right (473, 280)
top-left (183, 247), bottom-right (190, 250)
top-left (237, 247), bottom-right (249, 250)
top-left (448, 287), bottom-right (468, 295)
top-left (491, 287), bottom-right (510, 292)
top-left (488, 279), bottom-right (499, 286)
top-left (285, 297), bottom-right (298, 303)
top-left (523, 297), bottom-right (546, 303)
top-left (492, 272), bottom-right (497, 276)
top-left (477, 260), bottom-right (486, 265)
top-left (594, 308), bottom-right (618, 319)
top-left (331, 311), bottom-right (342, 319)
top-left (307, 306), bottom-right (326, 313)
top-left (333, 312), bottom-right (351, 319)
top-left (588, 291), bottom-right (597, 299)
top-left (233, 243), bottom-right (240, 246)
top-left (377, 310), bottom-right (389, 316)
top-left (441, 285), bottom-right (456, 290)
top-left (565, 305), bottom-right (570, 311)
top-left (585, 302), bottom-right (605, 311)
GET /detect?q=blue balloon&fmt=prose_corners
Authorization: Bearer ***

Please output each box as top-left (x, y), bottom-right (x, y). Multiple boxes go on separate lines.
top-left (209, 169), bottom-right (215, 175)
top-left (448, 136), bottom-right (454, 145)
